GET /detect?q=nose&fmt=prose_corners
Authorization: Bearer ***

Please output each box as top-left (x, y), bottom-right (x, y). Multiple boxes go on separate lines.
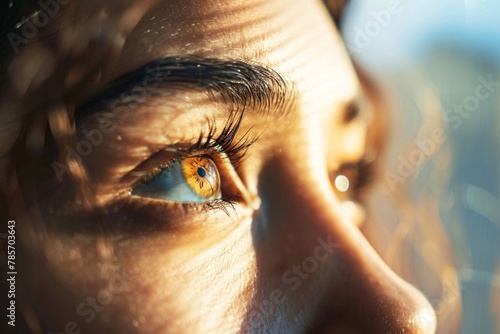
top-left (256, 156), bottom-right (437, 334)
top-left (314, 238), bottom-right (437, 333)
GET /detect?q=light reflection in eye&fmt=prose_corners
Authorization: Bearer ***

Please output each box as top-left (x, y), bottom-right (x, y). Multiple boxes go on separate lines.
top-left (132, 156), bottom-right (221, 202)
top-left (334, 174), bottom-right (350, 193)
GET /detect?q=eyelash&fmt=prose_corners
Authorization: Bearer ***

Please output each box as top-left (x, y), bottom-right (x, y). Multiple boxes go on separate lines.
top-left (132, 112), bottom-right (256, 214)
top-left (189, 112), bottom-right (256, 168)
top-left (356, 159), bottom-right (376, 193)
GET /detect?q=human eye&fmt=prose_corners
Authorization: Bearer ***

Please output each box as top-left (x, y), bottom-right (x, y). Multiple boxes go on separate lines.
top-left (132, 155), bottom-right (221, 203)
top-left (329, 97), bottom-right (379, 205)
top-left (328, 96), bottom-right (379, 225)
top-left (329, 157), bottom-right (377, 227)
top-left (331, 158), bottom-right (376, 202)
top-left (129, 113), bottom-right (254, 212)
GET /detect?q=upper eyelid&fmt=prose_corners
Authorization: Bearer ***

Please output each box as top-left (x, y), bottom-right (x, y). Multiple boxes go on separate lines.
top-left (125, 117), bottom-right (256, 188)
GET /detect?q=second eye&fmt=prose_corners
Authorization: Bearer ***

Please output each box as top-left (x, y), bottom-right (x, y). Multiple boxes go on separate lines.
top-left (132, 155), bottom-right (221, 203)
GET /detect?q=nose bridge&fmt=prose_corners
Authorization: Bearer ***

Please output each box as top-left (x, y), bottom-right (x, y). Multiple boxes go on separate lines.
top-left (256, 155), bottom-right (436, 333)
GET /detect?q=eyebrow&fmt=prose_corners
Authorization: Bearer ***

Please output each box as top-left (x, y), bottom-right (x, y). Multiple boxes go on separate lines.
top-left (77, 55), bottom-right (297, 120)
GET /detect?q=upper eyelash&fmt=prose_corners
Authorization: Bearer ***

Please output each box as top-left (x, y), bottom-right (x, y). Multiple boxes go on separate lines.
top-left (181, 113), bottom-right (258, 168)
top-left (132, 111), bottom-right (254, 201)
top-left (189, 112), bottom-right (257, 167)
top-left (139, 111), bottom-right (255, 179)
top-left (356, 159), bottom-right (376, 193)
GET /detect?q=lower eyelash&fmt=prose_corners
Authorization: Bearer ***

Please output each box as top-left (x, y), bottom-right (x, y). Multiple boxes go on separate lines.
top-left (179, 194), bottom-right (242, 216)
top-left (202, 195), bottom-right (242, 215)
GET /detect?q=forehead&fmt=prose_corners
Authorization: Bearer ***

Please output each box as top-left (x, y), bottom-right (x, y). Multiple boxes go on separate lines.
top-left (106, 0), bottom-right (359, 110)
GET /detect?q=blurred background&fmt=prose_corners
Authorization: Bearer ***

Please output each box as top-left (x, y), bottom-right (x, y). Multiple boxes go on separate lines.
top-left (341, 1), bottom-right (500, 333)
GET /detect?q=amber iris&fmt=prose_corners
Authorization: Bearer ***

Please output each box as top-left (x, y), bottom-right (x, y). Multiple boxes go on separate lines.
top-left (181, 156), bottom-right (221, 199)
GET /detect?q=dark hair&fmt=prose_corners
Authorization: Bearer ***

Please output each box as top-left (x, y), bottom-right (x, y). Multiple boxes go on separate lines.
top-left (0, 0), bottom-right (39, 73)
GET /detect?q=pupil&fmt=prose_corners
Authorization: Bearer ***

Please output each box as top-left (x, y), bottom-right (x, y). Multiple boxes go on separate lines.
top-left (197, 167), bottom-right (206, 178)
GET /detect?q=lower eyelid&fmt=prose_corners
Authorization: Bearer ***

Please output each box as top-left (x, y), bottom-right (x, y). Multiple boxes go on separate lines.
top-left (103, 197), bottom-right (241, 236)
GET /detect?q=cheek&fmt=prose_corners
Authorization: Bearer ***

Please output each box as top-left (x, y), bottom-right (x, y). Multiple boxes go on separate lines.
top-left (106, 219), bottom-right (258, 332)
top-left (39, 209), bottom-right (259, 332)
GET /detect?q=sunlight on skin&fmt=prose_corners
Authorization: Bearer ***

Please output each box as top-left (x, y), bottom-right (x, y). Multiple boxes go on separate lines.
top-left (11, 0), bottom-right (437, 333)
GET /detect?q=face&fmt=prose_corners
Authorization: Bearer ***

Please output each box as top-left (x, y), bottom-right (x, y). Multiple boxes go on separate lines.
top-left (12, 0), bottom-right (436, 333)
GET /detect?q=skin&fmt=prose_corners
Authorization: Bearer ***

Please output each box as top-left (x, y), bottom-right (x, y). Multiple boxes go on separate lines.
top-left (7, 0), bottom-right (436, 333)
